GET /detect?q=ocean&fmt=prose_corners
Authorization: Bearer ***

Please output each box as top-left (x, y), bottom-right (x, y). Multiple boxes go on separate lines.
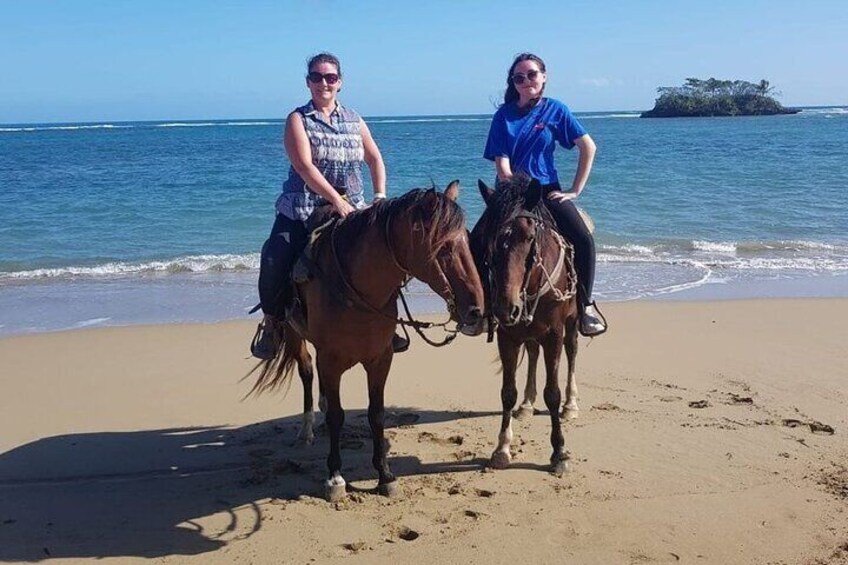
top-left (1, 107), bottom-right (847, 336)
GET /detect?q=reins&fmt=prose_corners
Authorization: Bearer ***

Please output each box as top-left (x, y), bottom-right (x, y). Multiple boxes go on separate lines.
top-left (323, 207), bottom-right (460, 348)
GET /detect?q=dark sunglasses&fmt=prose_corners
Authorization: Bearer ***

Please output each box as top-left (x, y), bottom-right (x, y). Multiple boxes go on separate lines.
top-left (307, 71), bottom-right (340, 85)
top-left (511, 69), bottom-right (541, 85)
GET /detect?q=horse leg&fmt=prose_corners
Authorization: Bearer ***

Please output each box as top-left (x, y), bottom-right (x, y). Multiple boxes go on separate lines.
top-left (561, 316), bottom-right (580, 420)
top-left (542, 330), bottom-right (568, 477)
top-left (318, 379), bottom-right (327, 415)
top-left (490, 333), bottom-right (521, 469)
top-left (364, 348), bottom-right (398, 497)
top-left (514, 341), bottom-right (539, 420)
top-left (294, 339), bottom-right (317, 445)
top-left (317, 355), bottom-right (346, 502)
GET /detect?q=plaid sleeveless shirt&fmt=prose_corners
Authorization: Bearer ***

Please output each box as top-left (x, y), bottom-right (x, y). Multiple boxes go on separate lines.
top-left (275, 100), bottom-right (366, 221)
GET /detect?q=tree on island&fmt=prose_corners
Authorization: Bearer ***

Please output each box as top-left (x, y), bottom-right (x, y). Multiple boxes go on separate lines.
top-left (641, 77), bottom-right (799, 117)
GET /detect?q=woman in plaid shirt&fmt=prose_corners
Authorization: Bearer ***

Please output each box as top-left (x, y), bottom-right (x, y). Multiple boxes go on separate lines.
top-left (252, 52), bottom-right (392, 359)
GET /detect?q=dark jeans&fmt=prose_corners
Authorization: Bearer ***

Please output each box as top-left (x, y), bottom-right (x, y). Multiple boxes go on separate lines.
top-left (258, 214), bottom-right (308, 318)
top-left (541, 183), bottom-right (596, 306)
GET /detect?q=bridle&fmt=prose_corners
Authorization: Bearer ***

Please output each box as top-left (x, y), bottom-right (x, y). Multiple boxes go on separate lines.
top-left (326, 207), bottom-right (460, 347)
top-left (381, 210), bottom-right (458, 321)
top-left (489, 208), bottom-right (576, 325)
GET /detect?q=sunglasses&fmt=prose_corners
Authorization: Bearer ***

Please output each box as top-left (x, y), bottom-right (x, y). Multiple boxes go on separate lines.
top-left (511, 69), bottom-right (541, 85)
top-left (307, 71), bottom-right (340, 85)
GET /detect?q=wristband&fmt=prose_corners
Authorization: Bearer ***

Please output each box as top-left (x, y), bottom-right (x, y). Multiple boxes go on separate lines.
top-left (373, 193), bottom-right (387, 200)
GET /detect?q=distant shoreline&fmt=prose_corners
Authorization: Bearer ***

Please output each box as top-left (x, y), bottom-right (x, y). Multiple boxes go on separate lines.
top-left (4, 105), bottom-right (848, 127)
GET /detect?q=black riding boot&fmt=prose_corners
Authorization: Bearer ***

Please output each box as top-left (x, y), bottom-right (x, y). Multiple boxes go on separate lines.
top-left (252, 214), bottom-right (307, 359)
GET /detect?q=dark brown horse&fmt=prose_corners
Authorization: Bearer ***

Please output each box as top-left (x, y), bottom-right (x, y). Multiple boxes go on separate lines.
top-left (249, 182), bottom-right (485, 501)
top-left (473, 175), bottom-right (580, 476)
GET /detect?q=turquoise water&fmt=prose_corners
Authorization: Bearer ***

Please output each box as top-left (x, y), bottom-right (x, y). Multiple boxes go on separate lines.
top-left (1, 108), bottom-right (847, 335)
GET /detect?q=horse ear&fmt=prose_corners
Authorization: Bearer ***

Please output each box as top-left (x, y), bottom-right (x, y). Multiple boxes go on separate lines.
top-left (524, 178), bottom-right (542, 210)
top-left (477, 179), bottom-right (495, 206)
top-left (445, 179), bottom-right (460, 202)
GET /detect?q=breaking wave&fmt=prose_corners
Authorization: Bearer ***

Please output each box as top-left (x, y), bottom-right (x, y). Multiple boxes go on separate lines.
top-left (0, 254), bottom-right (260, 281)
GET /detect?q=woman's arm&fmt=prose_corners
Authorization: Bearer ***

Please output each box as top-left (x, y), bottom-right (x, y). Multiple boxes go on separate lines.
top-left (548, 133), bottom-right (596, 202)
top-left (360, 119), bottom-right (387, 201)
top-left (284, 112), bottom-right (354, 217)
top-left (495, 156), bottom-right (513, 181)
top-left (570, 134), bottom-right (596, 196)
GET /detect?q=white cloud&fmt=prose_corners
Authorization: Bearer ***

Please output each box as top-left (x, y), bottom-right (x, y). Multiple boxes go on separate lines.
top-left (579, 78), bottom-right (612, 87)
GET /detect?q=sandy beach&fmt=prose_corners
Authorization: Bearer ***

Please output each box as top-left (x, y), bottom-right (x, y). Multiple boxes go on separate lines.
top-left (1, 299), bottom-right (846, 564)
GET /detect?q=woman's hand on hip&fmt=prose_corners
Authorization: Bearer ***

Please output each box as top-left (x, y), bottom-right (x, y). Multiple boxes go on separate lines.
top-left (547, 190), bottom-right (577, 203)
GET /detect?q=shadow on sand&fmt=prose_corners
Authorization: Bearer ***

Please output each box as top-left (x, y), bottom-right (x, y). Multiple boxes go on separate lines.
top-left (0, 407), bottom-right (502, 561)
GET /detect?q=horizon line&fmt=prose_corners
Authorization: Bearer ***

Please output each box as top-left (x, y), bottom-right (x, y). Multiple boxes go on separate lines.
top-left (3, 103), bottom-right (846, 127)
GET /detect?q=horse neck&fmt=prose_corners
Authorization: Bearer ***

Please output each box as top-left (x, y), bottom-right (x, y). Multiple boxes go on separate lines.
top-left (337, 213), bottom-right (409, 309)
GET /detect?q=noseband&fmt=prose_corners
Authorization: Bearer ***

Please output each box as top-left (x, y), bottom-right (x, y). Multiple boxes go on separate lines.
top-left (490, 208), bottom-right (576, 325)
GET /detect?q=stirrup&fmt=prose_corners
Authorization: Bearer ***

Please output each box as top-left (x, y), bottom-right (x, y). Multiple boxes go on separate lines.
top-left (392, 333), bottom-right (410, 353)
top-left (579, 301), bottom-right (608, 337)
top-left (250, 318), bottom-right (280, 360)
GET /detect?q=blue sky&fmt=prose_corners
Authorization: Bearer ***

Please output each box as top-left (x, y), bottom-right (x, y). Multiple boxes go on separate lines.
top-left (2, 0), bottom-right (846, 123)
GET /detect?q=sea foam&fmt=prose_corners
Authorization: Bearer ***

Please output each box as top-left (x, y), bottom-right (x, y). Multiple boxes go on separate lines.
top-left (0, 123), bottom-right (131, 133)
top-left (0, 254), bottom-right (260, 281)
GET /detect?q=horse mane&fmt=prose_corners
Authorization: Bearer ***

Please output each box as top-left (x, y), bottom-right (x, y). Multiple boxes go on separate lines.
top-left (338, 188), bottom-right (466, 258)
top-left (485, 174), bottom-right (556, 236)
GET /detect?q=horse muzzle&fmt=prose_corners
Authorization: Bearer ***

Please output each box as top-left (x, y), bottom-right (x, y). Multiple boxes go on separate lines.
top-left (494, 302), bottom-right (525, 327)
top-left (457, 306), bottom-right (485, 336)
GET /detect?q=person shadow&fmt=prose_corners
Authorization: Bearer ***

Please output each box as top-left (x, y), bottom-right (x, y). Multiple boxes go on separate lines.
top-left (0, 406), bottom-right (500, 561)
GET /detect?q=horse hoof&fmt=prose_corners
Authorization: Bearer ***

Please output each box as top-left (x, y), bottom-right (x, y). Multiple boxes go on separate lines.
top-left (513, 405), bottom-right (535, 421)
top-left (551, 459), bottom-right (570, 478)
top-left (561, 407), bottom-right (579, 420)
top-left (324, 478), bottom-right (347, 502)
top-left (378, 481), bottom-right (400, 498)
top-left (297, 429), bottom-right (315, 445)
top-left (489, 451), bottom-right (511, 470)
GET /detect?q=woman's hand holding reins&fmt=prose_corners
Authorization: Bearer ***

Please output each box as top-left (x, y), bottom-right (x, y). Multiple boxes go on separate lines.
top-left (333, 197), bottom-right (356, 218)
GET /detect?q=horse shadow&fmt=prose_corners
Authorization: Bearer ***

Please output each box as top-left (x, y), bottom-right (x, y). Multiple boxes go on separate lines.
top-left (0, 407), bottom-right (499, 562)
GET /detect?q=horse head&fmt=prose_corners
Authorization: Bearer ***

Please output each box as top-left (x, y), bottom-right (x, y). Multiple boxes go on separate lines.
top-left (478, 175), bottom-right (565, 326)
top-left (393, 182), bottom-right (485, 336)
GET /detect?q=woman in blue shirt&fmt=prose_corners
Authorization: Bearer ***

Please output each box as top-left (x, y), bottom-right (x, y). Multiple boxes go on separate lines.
top-left (482, 53), bottom-right (606, 336)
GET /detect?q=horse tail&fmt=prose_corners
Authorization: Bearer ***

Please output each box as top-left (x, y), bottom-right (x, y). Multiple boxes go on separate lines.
top-left (244, 320), bottom-right (300, 397)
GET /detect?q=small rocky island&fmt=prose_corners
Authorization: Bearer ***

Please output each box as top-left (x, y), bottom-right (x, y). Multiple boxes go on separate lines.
top-left (641, 78), bottom-right (800, 118)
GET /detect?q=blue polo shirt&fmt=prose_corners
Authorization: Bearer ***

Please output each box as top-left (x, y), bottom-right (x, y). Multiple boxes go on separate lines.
top-left (483, 98), bottom-right (587, 185)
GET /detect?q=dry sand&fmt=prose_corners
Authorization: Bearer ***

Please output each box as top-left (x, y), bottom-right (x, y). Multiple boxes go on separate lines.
top-left (0, 299), bottom-right (846, 564)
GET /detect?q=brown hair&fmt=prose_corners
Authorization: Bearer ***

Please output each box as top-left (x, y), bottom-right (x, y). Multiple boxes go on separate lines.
top-left (504, 53), bottom-right (546, 105)
top-left (307, 52), bottom-right (342, 76)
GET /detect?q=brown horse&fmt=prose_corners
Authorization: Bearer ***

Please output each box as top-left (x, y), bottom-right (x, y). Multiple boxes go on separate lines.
top-left (472, 175), bottom-right (580, 476)
top-left (249, 182), bottom-right (485, 501)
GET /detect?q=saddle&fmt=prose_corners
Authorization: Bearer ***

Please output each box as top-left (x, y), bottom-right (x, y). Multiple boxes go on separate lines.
top-left (286, 205), bottom-right (340, 334)
top-left (576, 205), bottom-right (595, 234)
top-left (291, 205), bottom-right (338, 285)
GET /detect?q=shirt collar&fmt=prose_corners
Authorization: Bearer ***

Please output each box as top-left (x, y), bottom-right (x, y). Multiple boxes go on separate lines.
top-left (509, 97), bottom-right (546, 118)
top-left (302, 99), bottom-right (342, 118)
